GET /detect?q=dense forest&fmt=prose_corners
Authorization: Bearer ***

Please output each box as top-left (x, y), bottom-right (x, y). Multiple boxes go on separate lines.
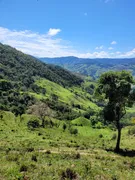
top-left (0, 43), bottom-right (85, 116)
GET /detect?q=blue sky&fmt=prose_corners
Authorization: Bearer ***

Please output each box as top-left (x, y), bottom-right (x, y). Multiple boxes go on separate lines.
top-left (0, 0), bottom-right (135, 58)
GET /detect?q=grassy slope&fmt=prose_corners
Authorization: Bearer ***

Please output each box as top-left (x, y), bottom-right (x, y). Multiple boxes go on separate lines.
top-left (1, 111), bottom-right (135, 179)
top-left (30, 78), bottom-right (99, 111)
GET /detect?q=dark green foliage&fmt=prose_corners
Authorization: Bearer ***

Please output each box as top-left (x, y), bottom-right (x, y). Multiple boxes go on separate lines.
top-left (99, 134), bottom-right (103, 138)
top-left (70, 128), bottom-right (78, 135)
top-left (45, 150), bottom-right (51, 154)
top-left (30, 84), bottom-right (46, 94)
top-left (0, 80), bottom-right (13, 91)
top-left (0, 43), bottom-right (83, 88)
top-left (0, 86), bottom-right (35, 115)
top-left (75, 153), bottom-right (81, 159)
top-left (51, 93), bottom-right (59, 101)
top-left (90, 116), bottom-right (99, 127)
top-left (96, 71), bottom-right (135, 152)
top-left (44, 99), bottom-right (80, 120)
top-left (31, 155), bottom-right (37, 162)
top-left (0, 43), bottom-right (83, 115)
top-left (20, 165), bottom-right (28, 172)
top-left (111, 133), bottom-right (117, 140)
top-left (26, 147), bottom-right (34, 152)
top-left (83, 108), bottom-right (95, 119)
top-left (27, 119), bottom-right (40, 129)
top-left (63, 123), bottom-right (67, 131)
top-left (61, 168), bottom-right (77, 180)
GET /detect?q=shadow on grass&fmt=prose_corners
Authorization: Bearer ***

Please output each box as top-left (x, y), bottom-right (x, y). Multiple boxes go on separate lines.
top-left (105, 148), bottom-right (135, 157)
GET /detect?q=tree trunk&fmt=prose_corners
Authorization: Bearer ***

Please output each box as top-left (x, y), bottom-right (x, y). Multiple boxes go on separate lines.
top-left (115, 106), bottom-right (122, 153)
top-left (115, 126), bottom-right (121, 152)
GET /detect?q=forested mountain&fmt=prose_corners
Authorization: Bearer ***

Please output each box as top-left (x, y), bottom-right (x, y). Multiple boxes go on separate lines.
top-left (0, 44), bottom-right (83, 87)
top-left (40, 56), bottom-right (135, 78)
top-left (0, 43), bottom-right (97, 119)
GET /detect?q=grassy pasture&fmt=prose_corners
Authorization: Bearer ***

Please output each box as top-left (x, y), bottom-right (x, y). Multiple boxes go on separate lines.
top-left (1, 111), bottom-right (135, 179)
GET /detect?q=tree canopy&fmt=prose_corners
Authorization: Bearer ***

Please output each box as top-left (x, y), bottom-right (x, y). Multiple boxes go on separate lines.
top-left (96, 70), bottom-right (135, 152)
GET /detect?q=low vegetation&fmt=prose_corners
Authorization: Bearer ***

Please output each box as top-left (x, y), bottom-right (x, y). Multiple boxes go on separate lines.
top-left (1, 43), bottom-right (135, 179)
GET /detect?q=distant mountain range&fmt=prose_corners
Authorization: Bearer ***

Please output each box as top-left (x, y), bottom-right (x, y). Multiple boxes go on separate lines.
top-left (40, 57), bottom-right (135, 78)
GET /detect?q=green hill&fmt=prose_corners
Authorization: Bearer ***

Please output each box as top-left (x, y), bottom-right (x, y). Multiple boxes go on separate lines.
top-left (0, 44), bottom-right (83, 87)
top-left (1, 45), bottom-right (135, 180)
top-left (0, 43), bottom-right (99, 119)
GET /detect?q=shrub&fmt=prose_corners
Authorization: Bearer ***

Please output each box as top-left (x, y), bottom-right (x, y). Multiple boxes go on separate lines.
top-left (99, 134), bottom-right (103, 138)
top-left (128, 127), bottom-right (135, 135)
top-left (75, 153), bottom-right (80, 159)
top-left (95, 122), bottom-right (102, 129)
top-left (90, 116), bottom-right (98, 127)
top-left (70, 128), bottom-right (78, 135)
top-left (20, 165), bottom-right (28, 172)
top-left (111, 133), bottom-right (117, 140)
top-left (38, 132), bottom-right (42, 136)
top-left (63, 123), bottom-right (67, 131)
top-left (27, 147), bottom-right (34, 152)
top-left (61, 168), bottom-right (77, 180)
top-left (45, 150), bottom-right (51, 154)
top-left (31, 155), bottom-right (37, 162)
top-left (27, 119), bottom-right (40, 129)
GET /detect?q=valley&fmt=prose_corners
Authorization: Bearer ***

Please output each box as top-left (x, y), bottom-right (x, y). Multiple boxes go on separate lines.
top-left (1, 43), bottom-right (135, 179)
top-left (40, 57), bottom-right (135, 79)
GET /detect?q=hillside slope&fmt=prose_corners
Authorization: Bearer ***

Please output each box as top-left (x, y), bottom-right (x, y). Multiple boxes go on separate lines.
top-left (40, 56), bottom-right (135, 78)
top-left (0, 43), bottom-right (98, 118)
top-left (0, 44), bottom-right (83, 87)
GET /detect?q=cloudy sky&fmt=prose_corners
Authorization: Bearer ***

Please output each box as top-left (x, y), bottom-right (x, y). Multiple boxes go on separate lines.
top-left (0, 0), bottom-right (135, 58)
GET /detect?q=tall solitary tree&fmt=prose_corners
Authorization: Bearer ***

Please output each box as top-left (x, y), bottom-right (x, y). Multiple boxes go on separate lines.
top-left (96, 71), bottom-right (135, 152)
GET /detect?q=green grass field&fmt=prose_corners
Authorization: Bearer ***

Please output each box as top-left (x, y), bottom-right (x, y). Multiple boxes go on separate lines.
top-left (1, 111), bottom-right (135, 179)
top-left (33, 78), bottom-right (99, 111)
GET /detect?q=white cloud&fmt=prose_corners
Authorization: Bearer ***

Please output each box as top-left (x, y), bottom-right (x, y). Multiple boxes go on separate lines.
top-left (108, 47), bottom-right (113, 50)
top-left (78, 51), bottom-right (109, 58)
top-left (111, 41), bottom-right (117, 45)
top-left (119, 48), bottom-right (135, 58)
top-left (95, 45), bottom-right (103, 50)
top-left (0, 26), bottom-right (135, 59)
top-left (116, 51), bottom-right (121, 54)
top-left (47, 28), bottom-right (61, 36)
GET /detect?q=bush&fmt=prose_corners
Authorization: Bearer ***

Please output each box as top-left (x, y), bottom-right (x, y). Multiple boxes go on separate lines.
top-left (20, 165), bottom-right (28, 172)
top-left (90, 116), bottom-right (98, 127)
top-left (63, 123), bottom-right (67, 131)
top-left (111, 133), bottom-right (117, 140)
top-left (31, 155), bottom-right (37, 162)
top-left (61, 168), bottom-right (77, 180)
top-left (75, 153), bottom-right (80, 159)
top-left (95, 122), bottom-right (102, 129)
top-left (27, 147), bottom-right (34, 152)
top-left (45, 150), bottom-right (51, 154)
top-left (70, 128), bottom-right (78, 135)
top-left (27, 119), bottom-right (40, 129)
top-left (128, 127), bottom-right (135, 135)
top-left (99, 134), bottom-right (103, 138)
